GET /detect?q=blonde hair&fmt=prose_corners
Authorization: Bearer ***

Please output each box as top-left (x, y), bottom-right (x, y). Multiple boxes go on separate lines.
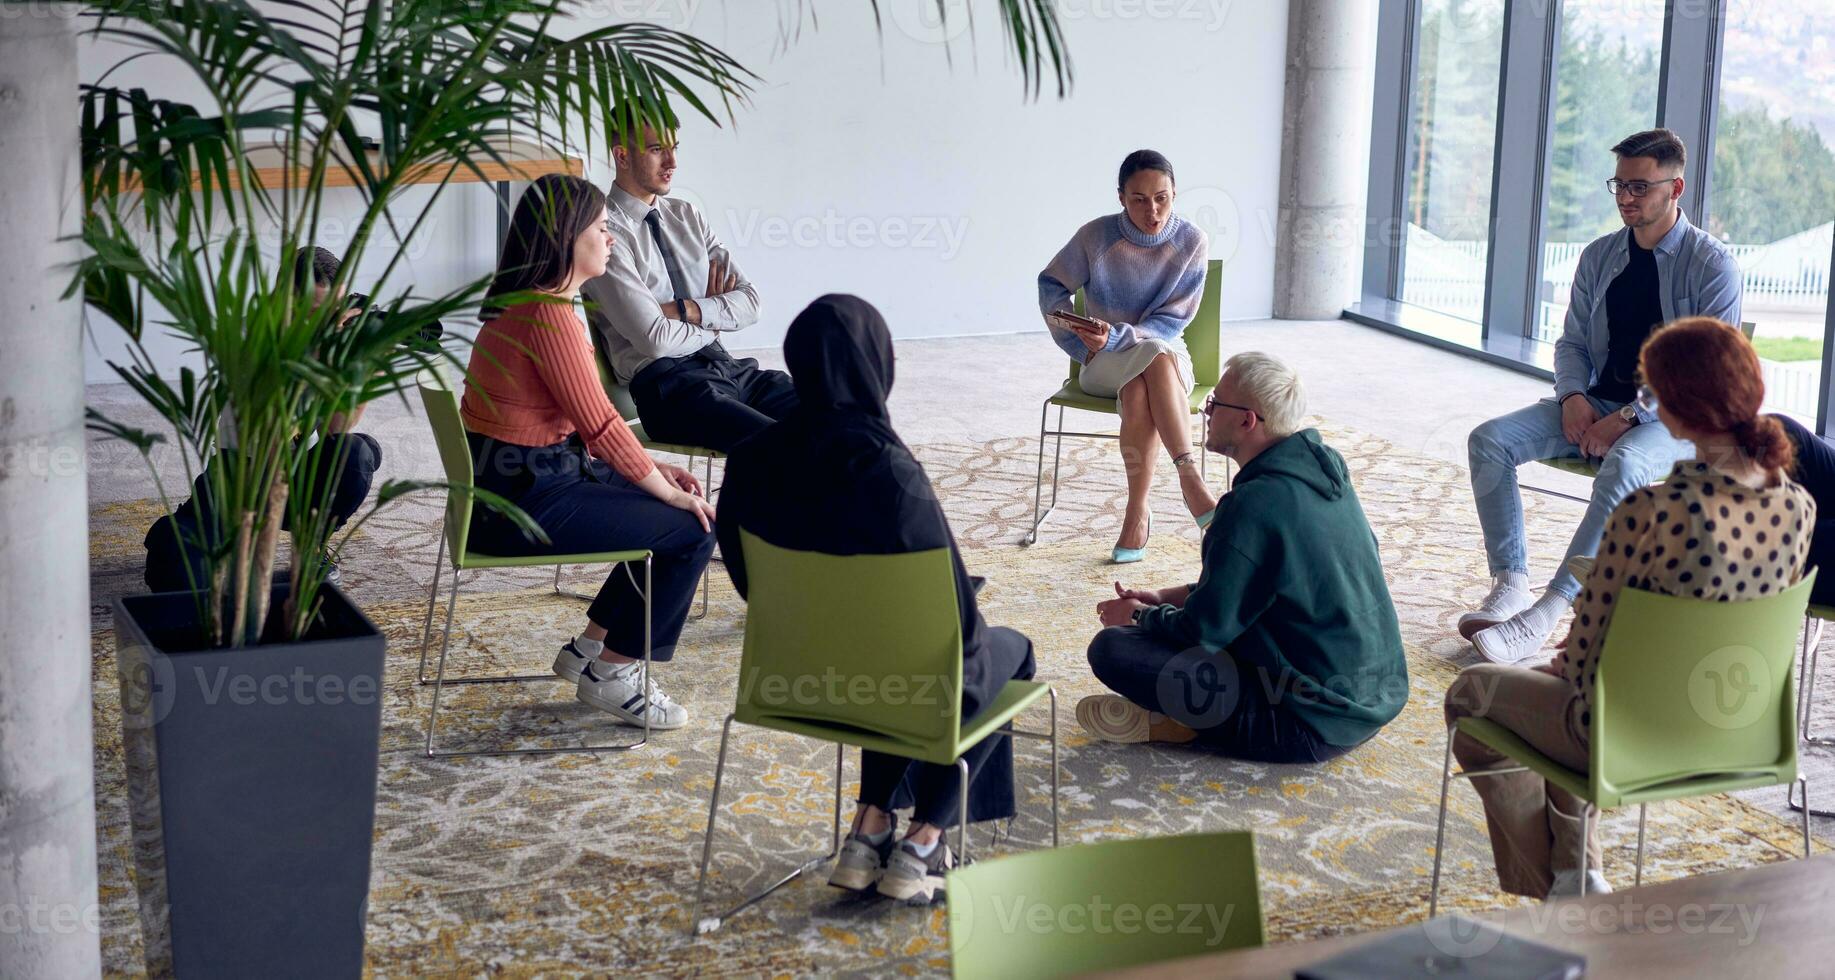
top-left (1223, 351), bottom-right (1306, 438)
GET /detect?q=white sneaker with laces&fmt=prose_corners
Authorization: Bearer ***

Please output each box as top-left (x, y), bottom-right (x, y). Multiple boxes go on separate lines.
top-left (1458, 576), bottom-right (1534, 640)
top-left (1472, 612), bottom-right (1554, 665)
top-left (1546, 868), bottom-right (1612, 900)
top-left (551, 639), bottom-right (595, 681)
top-left (576, 660), bottom-right (688, 730)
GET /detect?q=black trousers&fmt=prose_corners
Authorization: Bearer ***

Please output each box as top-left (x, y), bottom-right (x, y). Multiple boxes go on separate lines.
top-left (465, 433), bottom-right (715, 660)
top-left (629, 344), bottom-right (799, 453)
top-left (1777, 414), bottom-right (1835, 605)
top-left (857, 626), bottom-right (1036, 829)
top-left (1086, 626), bottom-right (1362, 764)
top-left (144, 433), bottom-right (382, 593)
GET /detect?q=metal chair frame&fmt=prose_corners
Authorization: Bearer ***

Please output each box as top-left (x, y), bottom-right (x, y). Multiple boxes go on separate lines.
top-left (1024, 401), bottom-right (1220, 545)
top-left (1791, 607), bottom-right (1835, 816)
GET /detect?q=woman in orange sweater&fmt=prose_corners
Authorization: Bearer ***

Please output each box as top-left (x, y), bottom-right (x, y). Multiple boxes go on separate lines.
top-left (461, 174), bottom-right (716, 730)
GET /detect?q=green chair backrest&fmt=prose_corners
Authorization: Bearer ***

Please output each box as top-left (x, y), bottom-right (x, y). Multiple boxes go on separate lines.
top-left (417, 373), bottom-right (478, 562)
top-left (584, 322), bottom-right (642, 422)
top-left (1065, 257), bottom-right (1223, 390)
top-left (734, 530), bottom-right (965, 758)
top-left (947, 831), bottom-right (1264, 980)
top-left (1590, 572), bottom-right (1816, 808)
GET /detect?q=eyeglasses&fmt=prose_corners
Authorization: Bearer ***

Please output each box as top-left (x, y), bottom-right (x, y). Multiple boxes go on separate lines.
top-left (1607, 177), bottom-right (1680, 199)
top-left (1635, 384), bottom-right (1659, 414)
top-left (1202, 394), bottom-right (1257, 418)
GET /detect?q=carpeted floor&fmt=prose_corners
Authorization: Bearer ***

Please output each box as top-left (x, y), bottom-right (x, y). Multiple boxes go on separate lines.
top-left (87, 420), bottom-right (1827, 977)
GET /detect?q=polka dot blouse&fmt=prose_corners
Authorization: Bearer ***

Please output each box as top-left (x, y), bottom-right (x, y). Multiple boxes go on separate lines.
top-left (1556, 461), bottom-right (1817, 718)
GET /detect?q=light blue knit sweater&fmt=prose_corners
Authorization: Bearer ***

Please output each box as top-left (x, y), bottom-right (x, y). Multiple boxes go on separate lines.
top-left (1037, 212), bottom-right (1210, 364)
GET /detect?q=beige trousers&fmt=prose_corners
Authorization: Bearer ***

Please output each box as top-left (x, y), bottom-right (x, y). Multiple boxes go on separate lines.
top-left (1443, 664), bottom-right (1601, 898)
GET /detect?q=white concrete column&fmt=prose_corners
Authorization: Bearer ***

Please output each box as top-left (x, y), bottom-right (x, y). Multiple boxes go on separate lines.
top-left (1272, 0), bottom-right (1379, 320)
top-left (0, 6), bottom-right (102, 977)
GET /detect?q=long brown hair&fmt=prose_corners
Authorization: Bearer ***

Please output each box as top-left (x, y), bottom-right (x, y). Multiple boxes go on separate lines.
top-left (1639, 316), bottom-right (1794, 473)
top-left (482, 174), bottom-right (606, 317)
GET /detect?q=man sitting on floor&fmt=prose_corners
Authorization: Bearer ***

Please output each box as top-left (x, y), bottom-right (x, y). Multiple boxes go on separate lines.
top-left (1076, 352), bottom-right (1408, 760)
top-left (581, 121), bottom-right (796, 452)
top-left (1459, 128), bottom-right (1742, 664)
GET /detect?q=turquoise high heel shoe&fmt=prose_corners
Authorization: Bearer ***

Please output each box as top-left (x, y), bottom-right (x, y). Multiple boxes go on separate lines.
top-left (1111, 511), bottom-right (1152, 564)
top-left (1195, 506), bottom-right (1217, 530)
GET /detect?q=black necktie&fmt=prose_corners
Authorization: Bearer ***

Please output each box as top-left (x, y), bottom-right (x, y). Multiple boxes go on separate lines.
top-left (643, 209), bottom-right (693, 303)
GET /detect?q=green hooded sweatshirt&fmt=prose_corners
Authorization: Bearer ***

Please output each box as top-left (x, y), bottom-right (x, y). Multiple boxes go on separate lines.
top-left (1137, 428), bottom-right (1408, 746)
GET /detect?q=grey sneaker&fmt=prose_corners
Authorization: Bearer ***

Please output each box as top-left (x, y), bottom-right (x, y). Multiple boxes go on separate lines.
top-left (828, 823), bottom-right (897, 892)
top-left (876, 838), bottom-right (955, 905)
top-left (576, 660), bottom-right (688, 730)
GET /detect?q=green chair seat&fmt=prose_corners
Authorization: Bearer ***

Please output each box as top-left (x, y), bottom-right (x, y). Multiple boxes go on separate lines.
top-left (455, 547), bottom-right (653, 571)
top-left (1046, 380), bottom-right (1216, 416)
top-left (1454, 716), bottom-right (1792, 807)
top-left (947, 831), bottom-right (1263, 979)
top-left (1536, 456), bottom-right (1601, 479)
top-left (743, 679), bottom-right (1050, 767)
top-left (625, 420), bottom-right (724, 461)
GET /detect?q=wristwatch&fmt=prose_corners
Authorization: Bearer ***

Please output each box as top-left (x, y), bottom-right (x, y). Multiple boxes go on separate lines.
top-left (1618, 404), bottom-right (1639, 425)
top-left (1131, 606), bottom-right (1149, 625)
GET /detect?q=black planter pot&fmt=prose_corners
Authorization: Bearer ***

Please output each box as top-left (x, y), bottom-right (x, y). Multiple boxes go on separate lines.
top-left (113, 584), bottom-right (384, 979)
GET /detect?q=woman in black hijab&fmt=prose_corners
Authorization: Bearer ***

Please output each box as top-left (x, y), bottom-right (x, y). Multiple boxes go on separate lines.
top-left (716, 294), bottom-right (1037, 906)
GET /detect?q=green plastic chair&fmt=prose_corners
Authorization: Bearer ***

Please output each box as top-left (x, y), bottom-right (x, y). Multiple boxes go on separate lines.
top-left (1429, 573), bottom-right (1817, 915)
top-left (579, 327), bottom-right (720, 618)
top-left (692, 530), bottom-right (1059, 935)
top-left (1025, 258), bottom-right (1229, 545)
top-left (946, 831), bottom-right (1264, 979)
top-left (416, 374), bottom-right (658, 758)
top-left (1523, 321), bottom-right (1757, 503)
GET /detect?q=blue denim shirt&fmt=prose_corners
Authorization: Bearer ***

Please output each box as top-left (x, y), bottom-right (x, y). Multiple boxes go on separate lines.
top-left (1553, 209), bottom-right (1743, 423)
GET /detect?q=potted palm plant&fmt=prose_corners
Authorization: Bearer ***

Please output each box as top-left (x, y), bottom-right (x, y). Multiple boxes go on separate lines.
top-left (75, 0), bottom-right (1065, 975)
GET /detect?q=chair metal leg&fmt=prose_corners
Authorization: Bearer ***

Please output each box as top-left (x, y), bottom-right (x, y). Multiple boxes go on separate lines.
top-left (416, 526), bottom-right (449, 685)
top-left (693, 722), bottom-right (847, 936)
top-left (1578, 808), bottom-right (1592, 897)
top-left (1429, 722), bottom-right (1455, 917)
top-left (1198, 411), bottom-right (1209, 483)
top-left (426, 559), bottom-right (653, 758)
top-left (1025, 399), bottom-right (1059, 546)
top-left (688, 454), bottom-right (713, 621)
top-left (958, 758), bottom-right (972, 867)
top-left (1048, 687), bottom-right (1060, 847)
top-left (1635, 803), bottom-right (1647, 887)
top-left (1790, 616), bottom-right (1835, 816)
top-left (1801, 775), bottom-right (1813, 859)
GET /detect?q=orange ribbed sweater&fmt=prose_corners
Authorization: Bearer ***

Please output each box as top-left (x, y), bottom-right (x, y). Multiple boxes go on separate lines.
top-left (460, 300), bottom-right (656, 483)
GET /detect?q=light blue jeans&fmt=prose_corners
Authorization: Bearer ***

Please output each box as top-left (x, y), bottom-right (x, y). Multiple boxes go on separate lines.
top-left (1468, 395), bottom-right (1693, 599)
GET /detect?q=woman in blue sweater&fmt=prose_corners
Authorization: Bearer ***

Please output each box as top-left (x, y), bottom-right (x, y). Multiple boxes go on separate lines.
top-left (1039, 149), bottom-right (1216, 562)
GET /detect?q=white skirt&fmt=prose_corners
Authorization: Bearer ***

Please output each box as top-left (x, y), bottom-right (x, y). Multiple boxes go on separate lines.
top-left (1078, 337), bottom-right (1195, 416)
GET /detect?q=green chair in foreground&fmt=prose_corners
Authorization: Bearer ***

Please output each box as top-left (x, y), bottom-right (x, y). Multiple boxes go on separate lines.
top-left (416, 375), bottom-right (657, 758)
top-left (692, 531), bottom-right (1060, 935)
top-left (1429, 574), bottom-right (1817, 915)
top-left (1025, 258), bottom-right (1230, 545)
top-left (1521, 321), bottom-right (1756, 504)
top-left (946, 831), bottom-right (1263, 980)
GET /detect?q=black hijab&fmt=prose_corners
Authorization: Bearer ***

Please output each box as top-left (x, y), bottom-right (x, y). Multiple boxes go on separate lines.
top-left (715, 294), bottom-right (989, 659)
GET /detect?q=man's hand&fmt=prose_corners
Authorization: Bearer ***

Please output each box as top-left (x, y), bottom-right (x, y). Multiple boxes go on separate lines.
top-left (707, 257), bottom-right (739, 297)
top-left (1579, 412), bottom-right (1632, 458)
top-left (1560, 394), bottom-right (1600, 445)
top-left (1097, 595), bottom-right (1147, 628)
top-left (1113, 581), bottom-right (1162, 607)
top-left (665, 298), bottom-right (703, 326)
top-left (658, 462), bottom-right (703, 498)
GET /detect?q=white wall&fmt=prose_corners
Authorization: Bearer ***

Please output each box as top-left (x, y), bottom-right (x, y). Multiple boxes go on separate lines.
top-left (81, 0), bottom-right (1289, 382)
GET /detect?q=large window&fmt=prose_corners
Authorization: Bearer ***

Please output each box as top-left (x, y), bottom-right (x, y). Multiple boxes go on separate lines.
top-left (1399, 0), bottom-right (1506, 324)
top-left (1358, 0), bottom-right (1835, 433)
top-left (1713, 0), bottom-right (1835, 422)
top-left (1535, 1), bottom-right (1665, 343)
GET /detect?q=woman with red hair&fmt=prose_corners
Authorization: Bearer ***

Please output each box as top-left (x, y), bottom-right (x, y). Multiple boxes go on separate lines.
top-left (1444, 316), bottom-right (1816, 901)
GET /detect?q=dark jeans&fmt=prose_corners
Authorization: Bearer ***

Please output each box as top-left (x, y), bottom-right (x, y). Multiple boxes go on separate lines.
top-left (629, 344), bottom-right (799, 453)
top-left (1778, 414), bottom-right (1835, 606)
top-left (1086, 626), bottom-right (1360, 763)
top-left (144, 433), bottom-right (382, 593)
top-left (465, 432), bottom-right (715, 661)
top-left (857, 626), bottom-right (1036, 829)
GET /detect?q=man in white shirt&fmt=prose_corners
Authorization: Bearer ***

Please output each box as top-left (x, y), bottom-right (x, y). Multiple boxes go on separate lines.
top-left (581, 125), bottom-right (796, 452)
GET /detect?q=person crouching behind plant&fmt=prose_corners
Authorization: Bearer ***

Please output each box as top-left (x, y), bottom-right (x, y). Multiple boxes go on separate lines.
top-left (143, 246), bottom-right (382, 593)
top-left (1443, 317), bottom-right (1815, 901)
top-left (1076, 352), bottom-right (1409, 760)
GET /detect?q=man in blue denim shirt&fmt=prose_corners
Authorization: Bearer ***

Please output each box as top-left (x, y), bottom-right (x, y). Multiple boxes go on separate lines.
top-left (1461, 129), bottom-right (1743, 664)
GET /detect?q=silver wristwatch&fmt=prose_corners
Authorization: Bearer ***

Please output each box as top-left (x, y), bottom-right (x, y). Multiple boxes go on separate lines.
top-left (1618, 404), bottom-right (1639, 425)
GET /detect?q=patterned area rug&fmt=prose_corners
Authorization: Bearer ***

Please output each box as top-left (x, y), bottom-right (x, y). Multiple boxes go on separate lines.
top-left (87, 422), bottom-right (1825, 977)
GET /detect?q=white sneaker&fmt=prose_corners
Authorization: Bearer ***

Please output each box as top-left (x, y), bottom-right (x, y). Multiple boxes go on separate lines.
top-left (551, 639), bottom-right (595, 681)
top-left (1546, 868), bottom-right (1612, 900)
top-left (1458, 577), bottom-right (1534, 640)
top-left (576, 660), bottom-right (688, 730)
top-left (1472, 612), bottom-right (1554, 665)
